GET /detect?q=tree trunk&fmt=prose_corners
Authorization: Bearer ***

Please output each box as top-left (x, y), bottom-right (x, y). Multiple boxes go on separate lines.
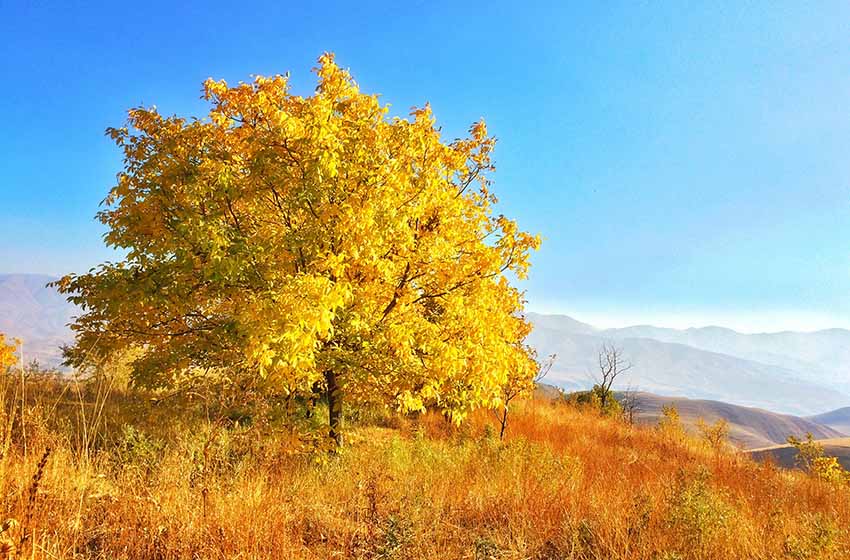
top-left (499, 406), bottom-right (508, 440)
top-left (325, 370), bottom-right (343, 446)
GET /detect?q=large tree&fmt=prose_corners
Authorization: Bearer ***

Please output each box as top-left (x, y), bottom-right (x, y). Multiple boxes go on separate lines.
top-left (57, 54), bottom-right (540, 442)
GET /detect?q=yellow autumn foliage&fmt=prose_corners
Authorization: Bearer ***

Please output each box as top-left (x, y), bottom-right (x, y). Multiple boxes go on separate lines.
top-left (0, 333), bottom-right (18, 371)
top-left (56, 53), bottom-right (539, 430)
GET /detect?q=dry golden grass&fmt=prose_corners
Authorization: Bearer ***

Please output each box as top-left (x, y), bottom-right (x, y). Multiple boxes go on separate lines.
top-left (1, 374), bottom-right (849, 559)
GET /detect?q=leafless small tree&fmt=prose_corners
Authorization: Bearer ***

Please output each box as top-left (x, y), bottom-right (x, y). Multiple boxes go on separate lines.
top-left (593, 343), bottom-right (632, 410)
top-left (494, 354), bottom-right (556, 440)
top-left (619, 383), bottom-right (641, 424)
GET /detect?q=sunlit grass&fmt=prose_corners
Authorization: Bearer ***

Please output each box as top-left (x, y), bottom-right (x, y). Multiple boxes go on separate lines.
top-left (0, 375), bottom-right (848, 559)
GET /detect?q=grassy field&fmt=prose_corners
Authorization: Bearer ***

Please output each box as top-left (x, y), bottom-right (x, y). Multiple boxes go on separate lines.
top-left (0, 373), bottom-right (849, 559)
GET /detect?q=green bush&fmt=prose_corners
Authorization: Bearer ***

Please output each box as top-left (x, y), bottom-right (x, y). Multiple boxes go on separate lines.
top-left (784, 513), bottom-right (839, 559)
top-left (667, 468), bottom-right (732, 551)
top-left (568, 385), bottom-right (623, 416)
top-left (113, 424), bottom-right (166, 474)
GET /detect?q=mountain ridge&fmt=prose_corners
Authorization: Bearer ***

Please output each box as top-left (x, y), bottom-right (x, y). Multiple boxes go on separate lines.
top-left (0, 273), bottom-right (74, 367)
top-left (527, 312), bottom-right (850, 416)
top-left (528, 311), bottom-right (850, 338)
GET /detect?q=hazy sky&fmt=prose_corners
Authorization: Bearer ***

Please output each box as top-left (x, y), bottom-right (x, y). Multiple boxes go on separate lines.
top-left (2, 1), bottom-right (849, 332)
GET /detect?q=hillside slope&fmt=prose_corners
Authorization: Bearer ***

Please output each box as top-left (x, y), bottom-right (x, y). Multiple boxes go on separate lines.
top-left (626, 392), bottom-right (844, 449)
top-left (7, 379), bottom-right (850, 560)
top-left (808, 407), bottom-right (850, 434)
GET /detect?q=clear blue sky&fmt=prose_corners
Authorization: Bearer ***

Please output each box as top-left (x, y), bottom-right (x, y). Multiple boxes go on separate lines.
top-left (2, 1), bottom-right (849, 332)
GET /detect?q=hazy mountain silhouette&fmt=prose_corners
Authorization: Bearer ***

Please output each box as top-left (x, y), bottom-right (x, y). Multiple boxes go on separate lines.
top-left (600, 323), bottom-right (850, 392)
top-left (527, 312), bottom-right (850, 416)
top-left (0, 273), bottom-right (74, 367)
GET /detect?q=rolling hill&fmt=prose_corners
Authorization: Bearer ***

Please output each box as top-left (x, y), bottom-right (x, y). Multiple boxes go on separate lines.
top-left (808, 407), bottom-right (850, 434)
top-left (626, 392), bottom-right (844, 449)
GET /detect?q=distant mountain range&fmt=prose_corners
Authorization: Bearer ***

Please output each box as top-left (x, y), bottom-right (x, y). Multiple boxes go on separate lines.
top-left (527, 312), bottom-right (850, 416)
top-left (0, 273), bottom-right (75, 367)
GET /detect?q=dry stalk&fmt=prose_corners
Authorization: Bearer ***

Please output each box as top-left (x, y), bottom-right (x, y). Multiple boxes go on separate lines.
top-left (20, 446), bottom-right (51, 550)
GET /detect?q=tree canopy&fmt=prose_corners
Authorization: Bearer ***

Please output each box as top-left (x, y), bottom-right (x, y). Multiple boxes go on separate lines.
top-left (57, 53), bottom-right (539, 435)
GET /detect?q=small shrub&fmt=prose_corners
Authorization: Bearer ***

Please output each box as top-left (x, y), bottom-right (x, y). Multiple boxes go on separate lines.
top-left (696, 418), bottom-right (729, 450)
top-left (373, 515), bottom-right (411, 559)
top-left (784, 513), bottom-right (839, 559)
top-left (473, 536), bottom-right (504, 560)
top-left (567, 385), bottom-right (623, 416)
top-left (787, 433), bottom-right (824, 472)
top-left (810, 456), bottom-right (850, 485)
top-left (786, 433), bottom-right (850, 484)
top-left (658, 405), bottom-right (685, 440)
top-left (113, 425), bottom-right (166, 475)
top-left (667, 468), bottom-right (732, 550)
